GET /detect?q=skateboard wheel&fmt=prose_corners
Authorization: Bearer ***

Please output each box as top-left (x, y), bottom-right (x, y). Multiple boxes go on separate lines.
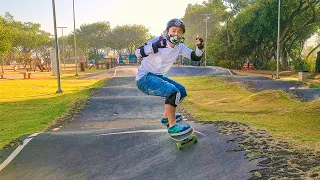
top-left (176, 143), bottom-right (182, 149)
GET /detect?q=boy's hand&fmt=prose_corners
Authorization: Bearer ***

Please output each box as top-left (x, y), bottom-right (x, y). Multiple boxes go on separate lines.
top-left (196, 35), bottom-right (204, 50)
top-left (152, 34), bottom-right (167, 53)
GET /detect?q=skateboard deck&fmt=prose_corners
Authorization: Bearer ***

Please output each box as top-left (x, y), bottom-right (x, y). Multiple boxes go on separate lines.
top-left (169, 119), bottom-right (198, 149)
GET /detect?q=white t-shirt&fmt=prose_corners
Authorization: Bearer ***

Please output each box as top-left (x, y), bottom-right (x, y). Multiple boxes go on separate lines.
top-left (135, 36), bottom-right (195, 81)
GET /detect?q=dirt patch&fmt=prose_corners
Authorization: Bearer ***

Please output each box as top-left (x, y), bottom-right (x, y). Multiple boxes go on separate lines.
top-left (241, 81), bottom-right (257, 92)
top-left (283, 90), bottom-right (305, 101)
top-left (178, 106), bottom-right (320, 179)
top-left (2, 137), bottom-right (24, 149)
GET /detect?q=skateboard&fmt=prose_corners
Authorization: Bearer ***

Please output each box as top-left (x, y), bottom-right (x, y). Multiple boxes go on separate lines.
top-left (169, 119), bottom-right (198, 149)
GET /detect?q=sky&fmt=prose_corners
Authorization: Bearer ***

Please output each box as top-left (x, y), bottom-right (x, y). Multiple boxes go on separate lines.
top-left (0, 0), bottom-right (205, 37)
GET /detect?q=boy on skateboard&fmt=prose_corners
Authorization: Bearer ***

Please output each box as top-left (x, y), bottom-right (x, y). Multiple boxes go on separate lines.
top-left (135, 18), bottom-right (204, 136)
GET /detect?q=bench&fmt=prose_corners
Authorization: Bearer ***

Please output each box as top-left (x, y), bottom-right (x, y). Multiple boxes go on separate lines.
top-left (19, 71), bottom-right (33, 79)
top-left (12, 65), bottom-right (17, 71)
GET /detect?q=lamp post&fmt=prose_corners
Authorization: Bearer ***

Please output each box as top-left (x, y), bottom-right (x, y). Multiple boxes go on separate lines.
top-left (50, 35), bottom-right (55, 47)
top-left (276, 0), bottom-right (281, 79)
top-left (205, 17), bottom-right (208, 66)
top-left (51, 0), bottom-right (63, 93)
top-left (57, 26), bottom-right (67, 69)
top-left (202, 14), bottom-right (211, 66)
top-left (73, 0), bottom-right (78, 76)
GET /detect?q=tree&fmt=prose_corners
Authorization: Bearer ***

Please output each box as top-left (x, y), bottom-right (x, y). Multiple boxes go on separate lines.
top-left (182, 1), bottom-right (225, 49)
top-left (1, 13), bottom-right (51, 67)
top-left (0, 13), bottom-right (16, 77)
top-left (222, 0), bottom-right (253, 44)
top-left (109, 25), bottom-right (150, 56)
top-left (76, 21), bottom-right (111, 59)
top-left (37, 40), bottom-right (53, 64)
top-left (13, 22), bottom-right (50, 54)
top-left (126, 24), bottom-right (150, 54)
top-left (0, 13), bottom-right (14, 57)
top-left (279, 0), bottom-right (320, 70)
top-left (181, 0), bottom-right (252, 66)
top-left (230, 1), bottom-right (280, 68)
top-left (306, 31), bottom-right (320, 59)
top-left (222, 0), bottom-right (253, 14)
top-left (68, 29), bottom-right (89, 60)
top-left (215, 0), bottom-right (320, 69)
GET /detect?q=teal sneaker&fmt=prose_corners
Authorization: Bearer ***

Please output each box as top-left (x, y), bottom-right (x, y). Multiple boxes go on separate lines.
top-left (168, 123), bottom-right (191, 136)
top-left (161, 113), bottom-right (182, 126)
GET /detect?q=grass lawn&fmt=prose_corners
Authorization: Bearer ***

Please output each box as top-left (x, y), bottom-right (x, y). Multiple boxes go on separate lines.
top-left (309, 82), bottom-right (320, 88)
top-left (174, 76), bottom-right (320, 150)
top-left (0, 72), bottom-right (107, 149)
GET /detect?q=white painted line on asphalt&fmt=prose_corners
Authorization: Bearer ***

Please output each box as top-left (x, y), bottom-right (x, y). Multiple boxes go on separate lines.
top-left (0, 133), bottom-right (39, 172)
top-left (113, 67), bottom-right (118, 77)
top-left (95, 129), bottom-right (205, 137)
top-left (226, 69), bottom-right (233, 75)
top-left (211, 66), bottom-right (233, 75)
top-left (28, 133), bottom-right (40, 138)
top-left (94, 129), bottom-right (167, 136)
top-left (194, 131), bottom-right (206, 136)
top-left (212, 67), bottom-right (219, 72)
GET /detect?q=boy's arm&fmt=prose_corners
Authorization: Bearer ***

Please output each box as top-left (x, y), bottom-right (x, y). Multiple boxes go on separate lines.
top-left (180, 37), bottom-right (204, 61)
top-left (135, 35), bottom-right (167, 58)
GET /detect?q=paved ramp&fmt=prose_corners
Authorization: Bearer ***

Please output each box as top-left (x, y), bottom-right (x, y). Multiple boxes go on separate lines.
top-left (0, 67), bottom-right (260, 179)
top-left (289, 88), bottom-right (320, 102)
top-left (167, 66), bottom-right (232, 76)
top-left (227, 74), bottom-right (320, 102)
top-left (0, 122), bottom-right (259, 179)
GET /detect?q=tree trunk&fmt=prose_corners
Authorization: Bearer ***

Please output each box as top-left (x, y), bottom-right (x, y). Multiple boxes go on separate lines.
top-left (306, 43), bottom-right (320, 59)
top-left (316, 51), bottom-right (320, 73)
top-left (86, 49), bottom-right (89, 67)
top-left (280, 40), bottom-right (289, 70)
top-left (1, 66), bottom-right (4, 79)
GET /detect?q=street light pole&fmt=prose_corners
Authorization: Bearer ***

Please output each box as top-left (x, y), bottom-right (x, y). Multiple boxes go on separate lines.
top-left (52, 0), bottom-right (63, 93)
top-left (73, 0), bottom-right (78, 76)
top-left (205, 17), bottom-right (208, 66)
top-left (202, 14), bottom-right (211, 66)
top-left (57, 26), bottom-right (67, 69)
top-left (50, 35), bottom-right (55, 47)
top-left (276, 0), bottom-right (281, 79)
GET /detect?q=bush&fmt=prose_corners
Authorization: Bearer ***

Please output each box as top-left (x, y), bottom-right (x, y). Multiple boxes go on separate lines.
top-left (305, 58), bottom-right (316, 72)
top-left (293, 58), bottom-right (306, 72)
top-left (268, 59), bottom-right (277, 71)
top-left (216, 60), bottom-right (236, 69)
top-left (88, 53), bottom-right (102, 60)
top-left (205, 59), bottom-right (215, 66)
top-left (293, 57), bottom-right (316, 72)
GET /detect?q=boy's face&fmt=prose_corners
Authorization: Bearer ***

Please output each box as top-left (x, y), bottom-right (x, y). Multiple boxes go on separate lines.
top-left (168, 26), bottom-right (184, 36)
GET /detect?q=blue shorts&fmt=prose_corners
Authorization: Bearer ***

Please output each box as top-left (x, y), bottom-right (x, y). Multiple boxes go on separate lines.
top-left (136, 73), bottom-right (187, 100)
